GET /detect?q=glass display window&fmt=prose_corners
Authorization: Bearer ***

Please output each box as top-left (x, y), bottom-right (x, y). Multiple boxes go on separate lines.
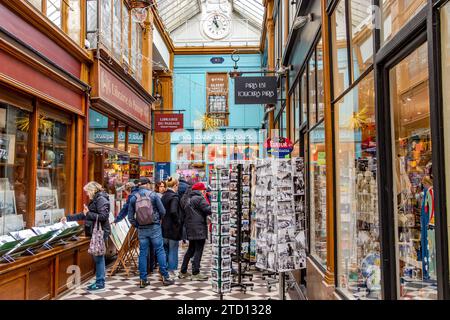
top-left (36, 111), bottom-right (73, 227)
top-left (301, 71), bottom-right (308, 125)
top-left (390, 42), bottom-right (437, 300)
top-left (309, 122), bottom-right (327, 266)
top-left (335, 71), bottom-right (380, 299)
top-left (294, 83), bottom-right (300, 142)
top-left (89, 109), bottom-right (116, 149)
top-left (349, 0), bottom-right (374, 81)
top-left (0, 102), bottom-right (31, 235)
top-left (128, 130), bottom-right (144, 157)
top-left (382, 0), bottom-right (427, 44)
top-left (317, 38), bottom-right (325, 121)
top-left (309, 51), bottom-right (317, 127)
top-left (208, 144), bottom-right (228, 162)
top-left (176, 145), bottom-right (205, 163)
top-left (117, 122), bottom-right (126, 152)
top-left (441, 1), bottom-right (450, 284)
top-left (331, 0), bottom-right (350, 98)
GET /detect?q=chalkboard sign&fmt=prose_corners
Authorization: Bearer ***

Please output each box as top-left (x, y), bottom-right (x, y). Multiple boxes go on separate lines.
top-left (234, 76), bottom-right (277, 104)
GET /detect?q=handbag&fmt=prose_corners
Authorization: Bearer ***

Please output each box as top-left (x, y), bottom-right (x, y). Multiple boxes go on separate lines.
top-left (88, 215), bottom-right (106, 256)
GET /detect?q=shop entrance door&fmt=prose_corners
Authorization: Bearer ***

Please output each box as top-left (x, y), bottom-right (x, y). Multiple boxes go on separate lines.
top-left (383, 39), bottom-right (438, 300)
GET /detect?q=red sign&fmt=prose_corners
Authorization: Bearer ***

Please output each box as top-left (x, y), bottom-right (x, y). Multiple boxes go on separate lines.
top-left (154, 114), bottom-right (184, 132)
top-left (264, 137), bottom-right (294, 158)
top-left (99, 63), bottom-right (151, 125)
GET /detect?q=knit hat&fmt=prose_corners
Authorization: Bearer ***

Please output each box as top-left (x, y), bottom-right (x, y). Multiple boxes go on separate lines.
top-left (192, 182), bottom-right (206, 191)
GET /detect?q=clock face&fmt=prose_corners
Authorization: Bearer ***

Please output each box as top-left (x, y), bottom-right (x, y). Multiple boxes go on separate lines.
top-left (203, 13), bottom-right (231, 40)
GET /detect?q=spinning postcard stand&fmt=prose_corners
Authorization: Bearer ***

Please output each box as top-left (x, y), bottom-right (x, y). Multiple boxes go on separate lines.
top-left (255, 158), bottom-right (306, 273)
top-left (210, 166), bottom-right (232, 299)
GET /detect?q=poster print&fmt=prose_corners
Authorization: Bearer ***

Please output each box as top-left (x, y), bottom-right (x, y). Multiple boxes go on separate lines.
top-left (0, 190), bottom-right (16, 216)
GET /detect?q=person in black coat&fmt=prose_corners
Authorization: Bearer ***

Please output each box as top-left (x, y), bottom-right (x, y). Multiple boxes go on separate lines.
top-left (179, 182), bottom-right (211, 281)
top-left (62, 181), bottom-right (110, 292)
top-left (161, 177), bottom-right (183, 278)
top-left (178, 176), bottom-right (191, 245)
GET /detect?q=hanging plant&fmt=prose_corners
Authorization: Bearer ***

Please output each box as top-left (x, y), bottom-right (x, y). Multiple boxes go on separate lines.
top-left (347, 107), bottom-right (369, 130)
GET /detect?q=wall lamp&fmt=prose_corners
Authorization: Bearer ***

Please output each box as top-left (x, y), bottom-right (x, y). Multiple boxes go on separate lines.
top-left (293, 13), bottom-right (313, 30)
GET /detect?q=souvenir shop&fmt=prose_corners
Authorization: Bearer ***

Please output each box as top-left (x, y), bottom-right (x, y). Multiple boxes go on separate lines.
top-left (88, 52), bottom-right (154, 217)
top-left (0, 1), bottom-right (94, 299)
top-left (274, 0), bottom-right (450, 300)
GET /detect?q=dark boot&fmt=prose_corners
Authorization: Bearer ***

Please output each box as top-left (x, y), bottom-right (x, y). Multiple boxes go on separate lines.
top-left (139, 279), bottom-right (150, 288)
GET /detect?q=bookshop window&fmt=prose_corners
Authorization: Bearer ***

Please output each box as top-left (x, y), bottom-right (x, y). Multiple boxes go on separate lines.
top-left (103, 151), bottom-right (129, 196)
top-left (382, 0), bottom-right (426, 44)
top-left (331, 0), bottom-right (350, 98)
top-left (0, 103), bottom-right (30, 236)
top-left (282, 107), bottom-right (287, 139)
top-left (390, 42), bottom-right (437, 299)
top-left (441, 1), bottom-right (450, 281)
top-left (128, 130), bottom-right (144, 157)
top-left (335, 71), bottom-right (380, 299)
top-left (309, 122), bottom-right (327, 266)
top-left (349, 0), bottom-right (373, 80)
top-left (309, 51), bottom-right (317, 127)
top-left (294, 87), bottom-right (300, 142)
top-left (36, 114), bottom-right (72, 227)
top-left (88, 109), bottom-right (116, 149)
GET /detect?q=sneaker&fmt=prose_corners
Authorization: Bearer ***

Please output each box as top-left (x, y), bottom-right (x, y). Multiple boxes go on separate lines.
top-left (178, 271), bottom-right (191, 279)
top-left (139, 279), bottom-right (150, 288)
top-left (86, 283), bottom-right (105, 292)
top-left (169, 271), bottom-right (179, 279)
top-left (163, 277), bottom-right (175, 286)
top-left (191, 273), bottom-right (208, 281)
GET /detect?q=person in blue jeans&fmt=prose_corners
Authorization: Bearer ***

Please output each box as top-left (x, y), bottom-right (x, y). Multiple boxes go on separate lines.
top-left (63, 181), bottom-right (110, 292)
top-left (161, 177), bottom-right (183, 278)
top-left (128, 177), bottom-right (175, 288)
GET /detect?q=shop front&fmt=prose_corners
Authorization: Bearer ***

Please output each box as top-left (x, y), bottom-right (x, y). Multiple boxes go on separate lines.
top-left (0, 1), bottom-right (93, 299)
top-left (89, 54), bottom-right (154, 217)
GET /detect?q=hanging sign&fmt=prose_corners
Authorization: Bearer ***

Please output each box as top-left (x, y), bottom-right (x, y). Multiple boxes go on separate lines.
top-left (154, 114), bottom-right (184, 132)
top-left (264, 137), bottom-right (294, 158)
top-left (234, 76), bottom-right (277, 104)
top-left (155, 162), bottom-right (171, 182)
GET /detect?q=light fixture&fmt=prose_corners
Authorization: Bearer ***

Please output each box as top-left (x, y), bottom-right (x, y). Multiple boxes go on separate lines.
top-left (130, 0), bottom-right (153, 23)
top-left (229, 51), bottom-right (242, 78)
top-left (293, 14), bottom-right (313, 30)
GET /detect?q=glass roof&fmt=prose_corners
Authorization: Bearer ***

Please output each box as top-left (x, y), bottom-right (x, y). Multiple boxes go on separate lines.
top-left (156, 0), bottom-right (202, 33)
top-left (155, 0), bottom-right (264, 34)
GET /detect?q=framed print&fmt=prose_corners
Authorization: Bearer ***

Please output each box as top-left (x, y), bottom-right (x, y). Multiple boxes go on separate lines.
top-left (0, 190), bottom-right (16, 216)
top-left (0, 134), bottom-right (15, 165)
top-left (35, 188), bottom-right (59, 211)
top-left (36, 169), bottom-right (52, 190)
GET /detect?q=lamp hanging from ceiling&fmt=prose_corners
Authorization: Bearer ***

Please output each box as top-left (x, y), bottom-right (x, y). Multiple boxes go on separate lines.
top-left (130, 0), bottom-right (153, 23)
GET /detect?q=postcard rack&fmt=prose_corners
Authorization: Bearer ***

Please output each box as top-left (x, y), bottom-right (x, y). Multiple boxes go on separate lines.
top-left (108, 225), bottom-right (139, 277)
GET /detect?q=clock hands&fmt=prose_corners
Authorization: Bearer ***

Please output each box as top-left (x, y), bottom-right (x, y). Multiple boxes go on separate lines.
top-left (213, 15), bottom-right (219, 28)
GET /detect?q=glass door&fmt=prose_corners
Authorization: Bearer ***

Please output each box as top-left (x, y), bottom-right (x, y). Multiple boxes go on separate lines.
top-left (389, 42), bottom-right (437, 300)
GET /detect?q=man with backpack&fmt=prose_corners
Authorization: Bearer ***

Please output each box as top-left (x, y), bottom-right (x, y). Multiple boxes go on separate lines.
top-left (128, 177), bottom-right (175, 288)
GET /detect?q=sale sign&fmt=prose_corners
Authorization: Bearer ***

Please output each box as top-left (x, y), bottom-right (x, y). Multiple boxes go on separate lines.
top-left (154, 114), bottom-right (184, 132)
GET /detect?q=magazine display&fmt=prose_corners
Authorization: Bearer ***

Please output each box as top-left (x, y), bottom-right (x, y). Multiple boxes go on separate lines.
top-left (255, 158), bottom-right (306, 272)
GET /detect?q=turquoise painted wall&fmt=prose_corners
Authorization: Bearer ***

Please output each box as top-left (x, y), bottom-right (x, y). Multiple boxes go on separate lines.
top-left (173, 54), bottom-right (264, 130)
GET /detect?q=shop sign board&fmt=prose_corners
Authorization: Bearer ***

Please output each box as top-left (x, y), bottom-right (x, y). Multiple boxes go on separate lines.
top-left (98, 63), bottom-right (151, 125)
top-left (210, 57), bottom-right (224, 64)
top-left (264, 137), bottom-right (294, 158)
top-left (234, 76), bottom-right (277, 104)
top-left (154, 114), bottom-right (184, 132)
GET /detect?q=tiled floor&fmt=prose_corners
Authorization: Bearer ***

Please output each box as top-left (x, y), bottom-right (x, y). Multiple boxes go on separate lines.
top-left (59, 244), bottom-right (280, 300)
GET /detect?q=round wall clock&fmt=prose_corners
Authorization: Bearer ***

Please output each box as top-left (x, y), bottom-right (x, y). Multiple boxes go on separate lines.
top-left (202, 12), bottom-right (231, 40)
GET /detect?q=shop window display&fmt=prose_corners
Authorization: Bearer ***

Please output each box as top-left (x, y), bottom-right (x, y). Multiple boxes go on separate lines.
top-left (36, 116), bottom-right (71, 227)
top-left (317, 38), bottom-right (325, 121)
top-left (127, 131), bottom-right (144, 156)
top-left (441, 1), bottom-right (450, 281)
top-left (390, 42), bottom-right (437, 300)
top-left (309, 122), bottom-right (327, 266)
top-left (382, 0), bottom-right (427, 44)
top-left (308, 52), bottom-right (317, 127)
top-left (335, 72), bottom-right (380, 299)
top-left (0, 103), bottom-right (30, 236)
top-left (331, 0), bottom-right (350, 98)
top-left (88, 109), bottom-right (116, 149)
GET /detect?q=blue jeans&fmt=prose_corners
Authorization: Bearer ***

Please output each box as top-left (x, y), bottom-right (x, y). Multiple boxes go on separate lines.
top-left (138, 225), bottom-right (169, 280)
top-left (93, 255), bottom-right (105, 287)
top-left (163, 238), bottom-right (179, 272)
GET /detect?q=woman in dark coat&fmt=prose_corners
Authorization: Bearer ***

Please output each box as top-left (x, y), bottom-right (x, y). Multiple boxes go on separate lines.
top-left (161, 177), bottom-right (183, 278)
top-left (62, 181), bottom-right (110, 292)
top-left (178, 182), bottom-right (211, 281)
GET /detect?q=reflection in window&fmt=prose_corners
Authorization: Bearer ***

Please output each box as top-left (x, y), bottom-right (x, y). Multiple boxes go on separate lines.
top-left (113, 0), bottom-right (122, 60)
top-left (28, 0), bottom-right (42, 10)
top-left (128, 131), bottom-right (143, 157)
top-left (382, 0), bottom-right (426, 44)
top-left (36, 116), bottom-right (71, 227)
top-left (0, 103), bottom-right (30, 235)
top-left (301, 72), bottom-right (307, 125)
top-left (88, 109), bottom-right (115, 149)
top-left (390, 42), bottom-right (437, 300)
top-left (309, 122), bottom-right (327, 266)
top-left (68, 0), bottom-right (81, 44)
top-left (331, 0), bottom-right (350, 98)
top-left (294, 89), bottom-right (300, 142)
top-left (317, 38), bottom-right (325, 120)
top-left (335, 72), bottom-right (381, 299)
top-left (117, 122), bottom-right (126, 152)
top-left (101, 0), bottom-right (112, 50)
top-left (86, 0), bottom-right (98, 48)
top-left (349, 0), bottom-right (373, 80)
top-left (47, 0), bottom-right (62, 28)
top-left (309, 52), bottom-right (317, 127)
top-left (123, 3), bottom-right (130, 64)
